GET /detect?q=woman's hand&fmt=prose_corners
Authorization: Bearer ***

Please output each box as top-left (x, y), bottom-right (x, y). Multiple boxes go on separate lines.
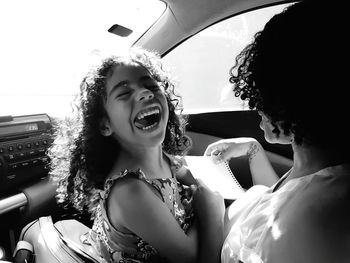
top-left (205, 137), bottom-right (280, 187)
top-left (204, 137), bottom-right (259, 162)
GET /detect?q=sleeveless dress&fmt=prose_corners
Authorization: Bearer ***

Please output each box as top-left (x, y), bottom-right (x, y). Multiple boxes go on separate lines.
top-left (88, 157), bottom-right (194, 263)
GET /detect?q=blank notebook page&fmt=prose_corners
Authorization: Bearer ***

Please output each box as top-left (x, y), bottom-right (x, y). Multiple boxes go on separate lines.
top-left (185, 155), bottom-right (245, 200)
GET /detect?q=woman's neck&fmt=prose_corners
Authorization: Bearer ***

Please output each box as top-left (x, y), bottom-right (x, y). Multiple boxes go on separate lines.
top-left (112, 145), bottom-right (171, 179)
top-left (290, 143), bottom-right (347, 180)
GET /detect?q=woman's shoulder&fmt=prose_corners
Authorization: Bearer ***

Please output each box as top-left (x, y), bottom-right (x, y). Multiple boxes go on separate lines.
top-left (305, 163), bottom-right (350, 203)
top-left (283, 163), bottom-right (350, 221)
top-left (305, 165), bottom-right (350, 228)
top-left (283, 163), bottom-right (350, 205)
top-left (263, 164), bottom-right (350, 262)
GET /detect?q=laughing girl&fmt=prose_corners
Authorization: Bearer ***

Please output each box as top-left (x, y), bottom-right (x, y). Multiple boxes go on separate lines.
top-left (48, 47), bottom-right (224, 263)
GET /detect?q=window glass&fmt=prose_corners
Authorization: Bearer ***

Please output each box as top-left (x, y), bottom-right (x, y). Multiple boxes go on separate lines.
top-left (163, 4), bottom-right (291, 114)
top-left (0, 0), bottom-right (165, 118)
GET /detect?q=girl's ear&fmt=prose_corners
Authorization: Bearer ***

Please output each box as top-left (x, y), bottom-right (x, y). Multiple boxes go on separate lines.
top-left (100, 118), bottom-right (112, 136)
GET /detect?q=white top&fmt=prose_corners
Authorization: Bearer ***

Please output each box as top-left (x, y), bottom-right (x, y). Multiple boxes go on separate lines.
top-left (221, 164), bottom-right (350, 263)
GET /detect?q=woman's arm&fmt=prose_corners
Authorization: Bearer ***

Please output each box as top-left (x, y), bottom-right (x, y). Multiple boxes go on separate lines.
top-left (176, 162), bottom-right (197, 186)
top-left (245, 140), bottom-right (280, 186)
top-left (191, 179), bottom-right (225, 263)
top-left (204, 137), bottom-right (279, 187)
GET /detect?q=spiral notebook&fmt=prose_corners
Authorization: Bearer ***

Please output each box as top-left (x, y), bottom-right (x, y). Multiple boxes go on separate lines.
top-left (184, 155), bottom-right (245, 200)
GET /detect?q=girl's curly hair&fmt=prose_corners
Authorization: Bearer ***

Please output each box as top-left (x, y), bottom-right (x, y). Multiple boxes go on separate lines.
top-left (48, 47), bottom-right (191, 218)
top-left (229, 0), bottom-right (348, 149)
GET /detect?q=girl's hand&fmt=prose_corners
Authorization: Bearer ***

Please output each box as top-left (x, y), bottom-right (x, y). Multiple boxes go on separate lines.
top-left (191, 179), bottom-right (225, 223)
top-left (204, 137), bottom-right (259, 162)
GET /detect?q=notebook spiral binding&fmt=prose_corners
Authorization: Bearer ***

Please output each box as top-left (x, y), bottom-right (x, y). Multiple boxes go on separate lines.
top-left (223, 160), bottom-right (245, 191)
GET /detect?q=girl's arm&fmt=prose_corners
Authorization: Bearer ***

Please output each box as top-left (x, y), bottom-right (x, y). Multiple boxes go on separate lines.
top-left (108, 177), bottom-right (198, 263)
top-left (204, 137), bottom-right (279, 187)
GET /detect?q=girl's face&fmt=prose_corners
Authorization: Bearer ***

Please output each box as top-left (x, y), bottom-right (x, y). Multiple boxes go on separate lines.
top-left (101, 63), bottom-right (169, 150)
top-left (258, 111), bottom-right (293, 145)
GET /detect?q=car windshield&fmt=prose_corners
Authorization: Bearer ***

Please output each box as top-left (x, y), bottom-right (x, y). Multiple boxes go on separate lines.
top-left (0, 0), bottom-right (165, 118)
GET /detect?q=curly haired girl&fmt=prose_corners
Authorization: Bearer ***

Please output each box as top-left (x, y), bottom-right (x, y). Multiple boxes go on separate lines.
top-left (48, 47), bottom-right (224, 263)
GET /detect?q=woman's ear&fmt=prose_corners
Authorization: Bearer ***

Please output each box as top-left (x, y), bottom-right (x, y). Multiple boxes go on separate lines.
top-left (100, 118), bottom-right (112, 136)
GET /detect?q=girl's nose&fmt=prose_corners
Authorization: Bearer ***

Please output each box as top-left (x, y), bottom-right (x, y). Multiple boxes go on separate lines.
top-left (136, 87), bottom-right (154, 101)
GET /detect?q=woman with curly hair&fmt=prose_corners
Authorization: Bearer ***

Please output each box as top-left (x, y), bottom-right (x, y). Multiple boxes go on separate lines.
top-left (205, 0), bottom-right (350, 262)
top-left (48, 47), bottom-right (224, 263)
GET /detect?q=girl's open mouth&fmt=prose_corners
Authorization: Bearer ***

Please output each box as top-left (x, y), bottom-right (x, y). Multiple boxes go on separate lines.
top-left (134, 106), bottom-right (161, 131)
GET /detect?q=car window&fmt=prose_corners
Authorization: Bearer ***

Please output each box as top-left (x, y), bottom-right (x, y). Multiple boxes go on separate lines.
top-left (163, 4), bottom-right (291, 114)
top-left (0, 0), bottom-right (165, 118)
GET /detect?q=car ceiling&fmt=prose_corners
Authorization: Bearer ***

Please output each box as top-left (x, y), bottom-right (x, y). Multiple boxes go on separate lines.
top-left (136, 0), bottom-right (292, 55)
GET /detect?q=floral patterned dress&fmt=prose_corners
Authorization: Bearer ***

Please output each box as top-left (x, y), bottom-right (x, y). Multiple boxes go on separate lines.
top-left (88, 157), bottom-right (194, 263)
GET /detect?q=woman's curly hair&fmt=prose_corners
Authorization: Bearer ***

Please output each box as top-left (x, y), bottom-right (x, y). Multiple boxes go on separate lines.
top-left (48, 47), bottom-right (191, 218)
top-left (229, 0), bottom-right (348, 148)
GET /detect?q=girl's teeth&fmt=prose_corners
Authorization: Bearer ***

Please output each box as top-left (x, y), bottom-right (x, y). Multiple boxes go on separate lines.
top-left (137, 108), bottom-right (160, 120)
top-left (142, 122), bottom-right (157, 130)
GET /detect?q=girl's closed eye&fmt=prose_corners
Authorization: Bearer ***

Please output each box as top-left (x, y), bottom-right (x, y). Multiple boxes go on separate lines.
top-left (145, 83), bottom-right (162, 92)
top-left (147, 85), bottom-right (160, 92)
top-left (115, 89), bottom-right (132, 99)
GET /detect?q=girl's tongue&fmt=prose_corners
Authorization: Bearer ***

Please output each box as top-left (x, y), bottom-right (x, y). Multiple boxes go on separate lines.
top-left (134, 110), bottom-right (161, 130)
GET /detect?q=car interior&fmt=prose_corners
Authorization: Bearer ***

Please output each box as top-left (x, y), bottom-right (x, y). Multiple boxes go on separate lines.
top-left (0, 0), bottom-right (295, 261)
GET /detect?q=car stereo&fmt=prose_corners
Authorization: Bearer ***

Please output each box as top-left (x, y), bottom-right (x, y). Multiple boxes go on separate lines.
top-left (0, 114), bottom-right (53, 192)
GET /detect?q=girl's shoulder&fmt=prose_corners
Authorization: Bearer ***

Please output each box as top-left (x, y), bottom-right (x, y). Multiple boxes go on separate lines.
top-left (101, 170), bottom-right (161, 223)
top-left (100, 169), bottom-right (147, 200)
